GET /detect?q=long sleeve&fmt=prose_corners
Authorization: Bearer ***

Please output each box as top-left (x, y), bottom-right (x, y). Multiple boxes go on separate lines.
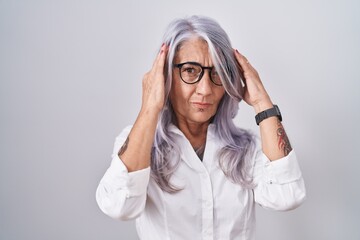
top-left (253, 149), bottom-right (306, 211)
top-left (96, 126), bottom-right (150, 220)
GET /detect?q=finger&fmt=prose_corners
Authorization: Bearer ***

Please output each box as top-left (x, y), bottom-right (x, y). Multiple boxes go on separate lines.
top-left (151, 44), bottom-right (165, 69)
top-left (155, 44), bottom-right (168, 72)
top-left (151, 44), bottom-right (167, 76)
top-left (234, 49), bottom-right (252, 72)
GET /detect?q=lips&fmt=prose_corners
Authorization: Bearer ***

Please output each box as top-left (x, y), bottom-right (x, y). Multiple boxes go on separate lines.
top-left (192, 102), bottom-right (212, 109)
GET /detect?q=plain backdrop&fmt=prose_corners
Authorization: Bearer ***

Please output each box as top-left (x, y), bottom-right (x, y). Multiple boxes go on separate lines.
top-left (1, 0), bottom-right (360, 239)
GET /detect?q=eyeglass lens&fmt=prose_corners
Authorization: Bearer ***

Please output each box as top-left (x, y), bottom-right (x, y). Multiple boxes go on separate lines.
top-left (179, 63), bottom-right (222, 86)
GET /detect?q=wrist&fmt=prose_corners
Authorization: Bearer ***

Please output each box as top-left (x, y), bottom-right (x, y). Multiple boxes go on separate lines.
top-left (255, 104), bottom-right (282, 125)
top-left (140, 102), bottom-right (163, 115)
top-left (139, 106), bottom-right (161, 120)
top-left (253, 98), bottom-right (273, 114)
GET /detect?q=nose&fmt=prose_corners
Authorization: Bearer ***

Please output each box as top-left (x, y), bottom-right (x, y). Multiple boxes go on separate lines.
top-left (195, 70), bottom-right (213, 96)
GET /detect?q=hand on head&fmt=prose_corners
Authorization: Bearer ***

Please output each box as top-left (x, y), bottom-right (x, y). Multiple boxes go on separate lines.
top-left (233, 49), bottom-right (273, 113)
top-left (141, 44), bottom-right (169, 114)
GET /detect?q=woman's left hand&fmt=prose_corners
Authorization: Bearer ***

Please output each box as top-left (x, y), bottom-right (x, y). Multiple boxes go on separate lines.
top-left (234, 49), bottom-right (273, 113)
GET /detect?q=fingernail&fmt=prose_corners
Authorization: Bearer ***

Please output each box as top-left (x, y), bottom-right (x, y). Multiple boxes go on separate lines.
top-left (235, 49), bottom-right (239, 53)
top-left (159, 44), bottom-right (164, 54)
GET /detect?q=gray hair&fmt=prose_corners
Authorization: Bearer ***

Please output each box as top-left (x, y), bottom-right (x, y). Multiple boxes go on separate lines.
top-left (151, 15), bottom-right (256, 192)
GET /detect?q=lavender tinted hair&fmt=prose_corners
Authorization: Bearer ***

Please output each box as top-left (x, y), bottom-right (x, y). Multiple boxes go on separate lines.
top-left (151, 16), bottom-right (256, 192)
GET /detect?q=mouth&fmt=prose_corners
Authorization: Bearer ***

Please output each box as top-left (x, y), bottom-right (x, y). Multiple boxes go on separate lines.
top-left (192, 102), bottom-right (213, 109)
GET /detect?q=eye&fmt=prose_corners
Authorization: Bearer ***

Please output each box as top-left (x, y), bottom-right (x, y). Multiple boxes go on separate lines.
top-left (211, 69), bottom-right (223, 86)
top-left (181, 64), bottom-right (201, 76)
top-left (211, 69), bottom-right (219, 76)
top-left (183, 67), bottom-right (196, 74)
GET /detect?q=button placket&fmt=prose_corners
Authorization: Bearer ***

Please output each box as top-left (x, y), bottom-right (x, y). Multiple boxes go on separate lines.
top-left (200, 171), bottom-right (214, 240)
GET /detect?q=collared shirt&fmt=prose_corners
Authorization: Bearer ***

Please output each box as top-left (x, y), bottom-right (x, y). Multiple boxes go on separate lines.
top-left (96, 124), bottom-right (306, 240)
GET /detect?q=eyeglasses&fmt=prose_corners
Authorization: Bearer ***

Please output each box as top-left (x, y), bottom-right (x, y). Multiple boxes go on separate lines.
top-left (173, 62), bottom-right (223, 86)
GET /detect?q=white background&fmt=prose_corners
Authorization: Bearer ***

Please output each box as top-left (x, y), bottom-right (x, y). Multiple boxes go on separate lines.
top-left (1, 0), bottom-right (359, 239)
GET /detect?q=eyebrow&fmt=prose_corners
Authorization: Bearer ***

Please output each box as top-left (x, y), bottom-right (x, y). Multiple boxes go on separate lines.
top-left (175, 61), bottom-right (214, 68)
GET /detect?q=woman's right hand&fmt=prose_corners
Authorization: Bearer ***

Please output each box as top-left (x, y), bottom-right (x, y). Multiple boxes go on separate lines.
top-left (118, 44), bottom-right (168, 172)
top-left (141, 44), bottom-right (168, 114)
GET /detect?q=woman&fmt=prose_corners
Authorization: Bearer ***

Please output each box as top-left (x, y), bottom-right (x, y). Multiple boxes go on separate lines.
top-left (96, 16), bottom-right (306, 239)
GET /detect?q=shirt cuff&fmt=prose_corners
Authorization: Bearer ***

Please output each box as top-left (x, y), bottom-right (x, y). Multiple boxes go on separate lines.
top-left (262, 150), bottom-right (302, 184)
top-left (106, 155), bottom-right (151, 198)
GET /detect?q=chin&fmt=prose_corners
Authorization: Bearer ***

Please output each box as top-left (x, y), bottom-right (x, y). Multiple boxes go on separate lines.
top-left (189, 112), bottom-right (215, 124)
top-left (174, 107), bottom-right (217, 125)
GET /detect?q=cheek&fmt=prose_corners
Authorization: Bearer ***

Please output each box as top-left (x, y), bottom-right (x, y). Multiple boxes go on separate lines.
top-left (171, 82), bottom-right (194, 102)
top-left (214, 89), bottom-right (226, 104)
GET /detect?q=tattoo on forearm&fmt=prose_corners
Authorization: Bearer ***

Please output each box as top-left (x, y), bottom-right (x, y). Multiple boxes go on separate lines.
top-left (118, 136), bottom-right (129, 156)
top-left (276, 120), bottom-right (292, 156)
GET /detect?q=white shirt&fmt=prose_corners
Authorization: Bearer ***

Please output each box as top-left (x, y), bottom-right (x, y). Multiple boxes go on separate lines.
top-left (96, 124), bottom-right (306, 240)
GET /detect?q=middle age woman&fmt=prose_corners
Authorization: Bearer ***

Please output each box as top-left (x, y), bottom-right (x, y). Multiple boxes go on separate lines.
top-left (96, 15), bottom-right (306, 240)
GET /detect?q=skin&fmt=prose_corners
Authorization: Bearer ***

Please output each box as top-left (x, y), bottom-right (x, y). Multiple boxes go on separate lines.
top-left (170, 38), bottom-right (225, 149)
top-left (119, 38), bottom-right (292, 172)
top-left (233, 49), bottom-right (292, 159)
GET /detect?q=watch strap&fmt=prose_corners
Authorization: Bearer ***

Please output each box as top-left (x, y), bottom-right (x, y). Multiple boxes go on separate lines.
top-left (255, 105), bottom-right (282, 125)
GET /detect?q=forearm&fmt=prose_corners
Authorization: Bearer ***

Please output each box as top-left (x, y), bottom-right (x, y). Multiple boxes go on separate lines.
top-left (119, 107), bottom-right (159, 172)
top-left (118, 44), bottom-right (167, 172)
top-left (254, 100), bottom-right (292, 161)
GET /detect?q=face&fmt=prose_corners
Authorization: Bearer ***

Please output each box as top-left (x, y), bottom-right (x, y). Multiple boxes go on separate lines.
top-left (170, 38), bottom-right (225, 125)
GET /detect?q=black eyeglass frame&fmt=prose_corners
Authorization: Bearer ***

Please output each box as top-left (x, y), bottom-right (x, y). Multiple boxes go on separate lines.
top-left (173, 62), bottom-right (223, 86)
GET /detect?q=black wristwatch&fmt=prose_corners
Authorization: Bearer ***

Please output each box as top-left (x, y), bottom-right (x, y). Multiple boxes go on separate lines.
top-left (255, 105), bottom-right (282, 125)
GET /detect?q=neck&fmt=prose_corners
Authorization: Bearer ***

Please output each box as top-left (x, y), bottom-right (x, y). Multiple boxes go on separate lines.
top-left (176, 119), bottom-right (209, 149)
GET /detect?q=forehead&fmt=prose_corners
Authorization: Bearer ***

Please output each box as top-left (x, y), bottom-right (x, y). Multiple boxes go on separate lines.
top-left (174, 38), bottom-right (212, 64)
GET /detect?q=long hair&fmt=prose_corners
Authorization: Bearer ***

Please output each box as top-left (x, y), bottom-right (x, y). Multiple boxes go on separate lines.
top-left (151, 16), bottom-right (256, 193)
